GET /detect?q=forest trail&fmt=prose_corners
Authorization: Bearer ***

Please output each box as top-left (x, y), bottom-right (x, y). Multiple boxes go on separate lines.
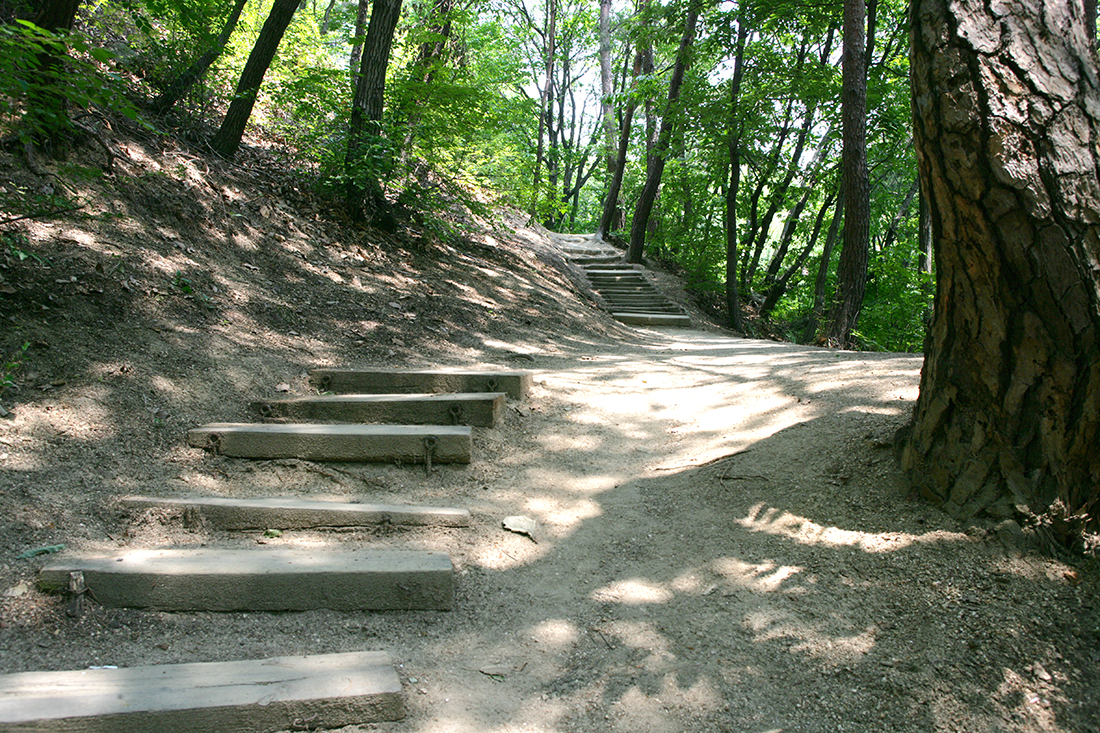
top-left (0, 137), bottom-right (1095, 730)
top-left (364, 326), bottom-right (1097, 733)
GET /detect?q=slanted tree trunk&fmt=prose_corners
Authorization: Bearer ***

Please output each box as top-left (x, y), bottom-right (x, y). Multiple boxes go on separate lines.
top-left (210, 0), bottom-right (301, 158)
top-left (627, 1), bottom-right (699, 264)
top-left (801, 190), bottom-right (844, 343)
top-left (902, 0), bottom-right (1100, 539)
top-left (596, 43), bottom-right (644, 239)
top-left (149, 0), bottom-right (249, 115)
top-left (345, 0), bottom-right (403, 230)
top-left (824, 0), bottom-right (871, 346)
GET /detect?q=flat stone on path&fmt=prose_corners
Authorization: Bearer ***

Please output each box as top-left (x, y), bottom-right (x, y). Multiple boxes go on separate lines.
top-left (121, 495), bottom-right (471, 529)
top-left (309, 369), bottom-right (532, 400)
top-left (0, 651), bottom-right (404, 732)
top-left (186, 423), bottom-right (471, 463)
top-left (251, 392), bottom-right (505, 427)
top-left (40, 548), bottom-right (454, 611)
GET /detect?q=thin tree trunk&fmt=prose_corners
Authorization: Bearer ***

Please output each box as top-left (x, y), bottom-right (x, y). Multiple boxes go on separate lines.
top-left (762, 187), bottom-right (837, 316)
top-left (530, 0), bottom-right (556, 220)
top-left (345, 0), bottom-right (403, 229)
top-left (801, 189), bottom-right (844, 343)
top-left (627, 1), bottom-right (699, 264)
top-left (150, 0), bottom-right (249, 115)
top-left (210, 0), bottom-right (302, 158)
top-left (596, 44), bottom-right (644, 239)
top-left (879, 177), bottom-right (919, 251)
top-left (823, 0), bottom-right (871, 346)
top-left (724, 18), bottom-right (748, 331)
top-left (349, 0), bottom-right (370, 89)
top-left (598, 0), bottom-right (615, 177)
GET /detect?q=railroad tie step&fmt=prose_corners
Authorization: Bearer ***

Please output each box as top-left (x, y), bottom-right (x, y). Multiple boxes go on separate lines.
top-left (39, 548), bottom-right (454, 611)
top-left (186, 423), bottom-right (471, 463)
top-left (0, 651), bottom-right (405, 731)
top-left (121, 495), bottom-right (472, 529)
top-left (309, 369), bottom-right (532, 400)
top-left (250, 392), bottom-right (505, 428)
top-left (613, 312), bottom-right (692, 327)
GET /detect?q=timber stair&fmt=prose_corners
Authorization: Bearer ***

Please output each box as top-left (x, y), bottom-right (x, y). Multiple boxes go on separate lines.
top-left (21, 367), bottom-right (534, 730)
top-left (547, 232), bottom-right (691, 327)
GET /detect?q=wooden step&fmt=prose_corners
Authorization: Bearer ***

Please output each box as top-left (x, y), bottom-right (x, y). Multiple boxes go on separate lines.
top-left (121, 495), bottom-right (472, 529)
top-left (309, 369), bottom-right (532, 400)
top-left (613, 312), bottom-right (692, 327)
top-left (250, 392), bottom-right (505, 427)
top-left (40, 548), bottom-right (454, 611)
top-left (0, 651), bottom-right (404, 731)
top-left (186, 423), bottom-right (471, 463)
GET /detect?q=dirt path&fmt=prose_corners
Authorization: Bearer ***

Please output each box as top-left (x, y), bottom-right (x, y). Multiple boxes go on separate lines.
top-left (371, 329), bottom-right (1095, 733)
top-left (3, 326), bottom-right (1098, 732)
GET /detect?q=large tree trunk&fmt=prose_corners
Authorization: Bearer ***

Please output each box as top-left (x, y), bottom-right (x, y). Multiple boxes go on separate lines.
top-left (210, 0), bottom-right (301, 158)
top-left (902, 0), bottom-right (1100, 539)
top-left (627, 1), bottom-right (699, 264)
top-left (824, 0), bottom-right (871, 346)
top-left (345, 0), bottom-right (403, 230)
top-left (149, 0), bottom-right (249, 115)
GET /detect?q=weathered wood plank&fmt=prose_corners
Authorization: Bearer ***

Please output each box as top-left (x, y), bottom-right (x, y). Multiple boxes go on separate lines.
top-left (39, 548), bottom-right (454, 611)
top-left (0, 651), bottom-right (404, 732)
top-left (309, 369), bottom-right (532, 400)
top-left (186, 423), bottom-right (471, 463)
top-left (250, 392), bottom-right (504, 427)
top-left (121, 495), bottom-right (471, 529)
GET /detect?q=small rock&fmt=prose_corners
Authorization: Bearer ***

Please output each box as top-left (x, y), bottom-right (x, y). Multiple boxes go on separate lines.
top-left (274, 382), bottom-right (291, 393)
top-left (502, 515), bottom-right (537, 542)
top-left (1033, 662), bottom-right (1052, 682)
top-left (4, 582), bottom-right (29, 598)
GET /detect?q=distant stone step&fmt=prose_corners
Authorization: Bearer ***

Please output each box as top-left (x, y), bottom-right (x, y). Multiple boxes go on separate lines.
top-left (40, 548), bottom-right (454, 611)
top-left (251, 392), bottom-right (505, 428)
top-left (587, 273), bottom-right (648, 282)
top-left (608, 305), bottom-right (685, 314)
top-left (583, 263), bottom-right (636, 271)
top-left (0, 651), bottom-right (404, 731)
top-left (310, 369), bottom-right (532, 400)
top-left (122, 495), bottom-right (472, 529)
top-left (570, 254), bottom-right (622, 264)
top-left (613, 312), bottom-right (692, 327)
top-left (187, 423), bottom-right (471, 463)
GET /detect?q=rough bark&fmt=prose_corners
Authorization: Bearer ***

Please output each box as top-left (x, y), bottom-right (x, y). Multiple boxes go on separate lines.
top-left (210, 0), bottom-right (301, 158)
top-left (149, 0), bottom-right (248, 116)
top-left (824, 0), bottom-right (871, 346)
top-left (902, 0), bottom-right (1100, 537)
top-left (627, 1), bottom-right (699, 264)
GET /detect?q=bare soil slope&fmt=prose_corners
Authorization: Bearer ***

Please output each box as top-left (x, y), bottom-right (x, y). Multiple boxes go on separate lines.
top-left (1, 133), bottom-right (1097, 733)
